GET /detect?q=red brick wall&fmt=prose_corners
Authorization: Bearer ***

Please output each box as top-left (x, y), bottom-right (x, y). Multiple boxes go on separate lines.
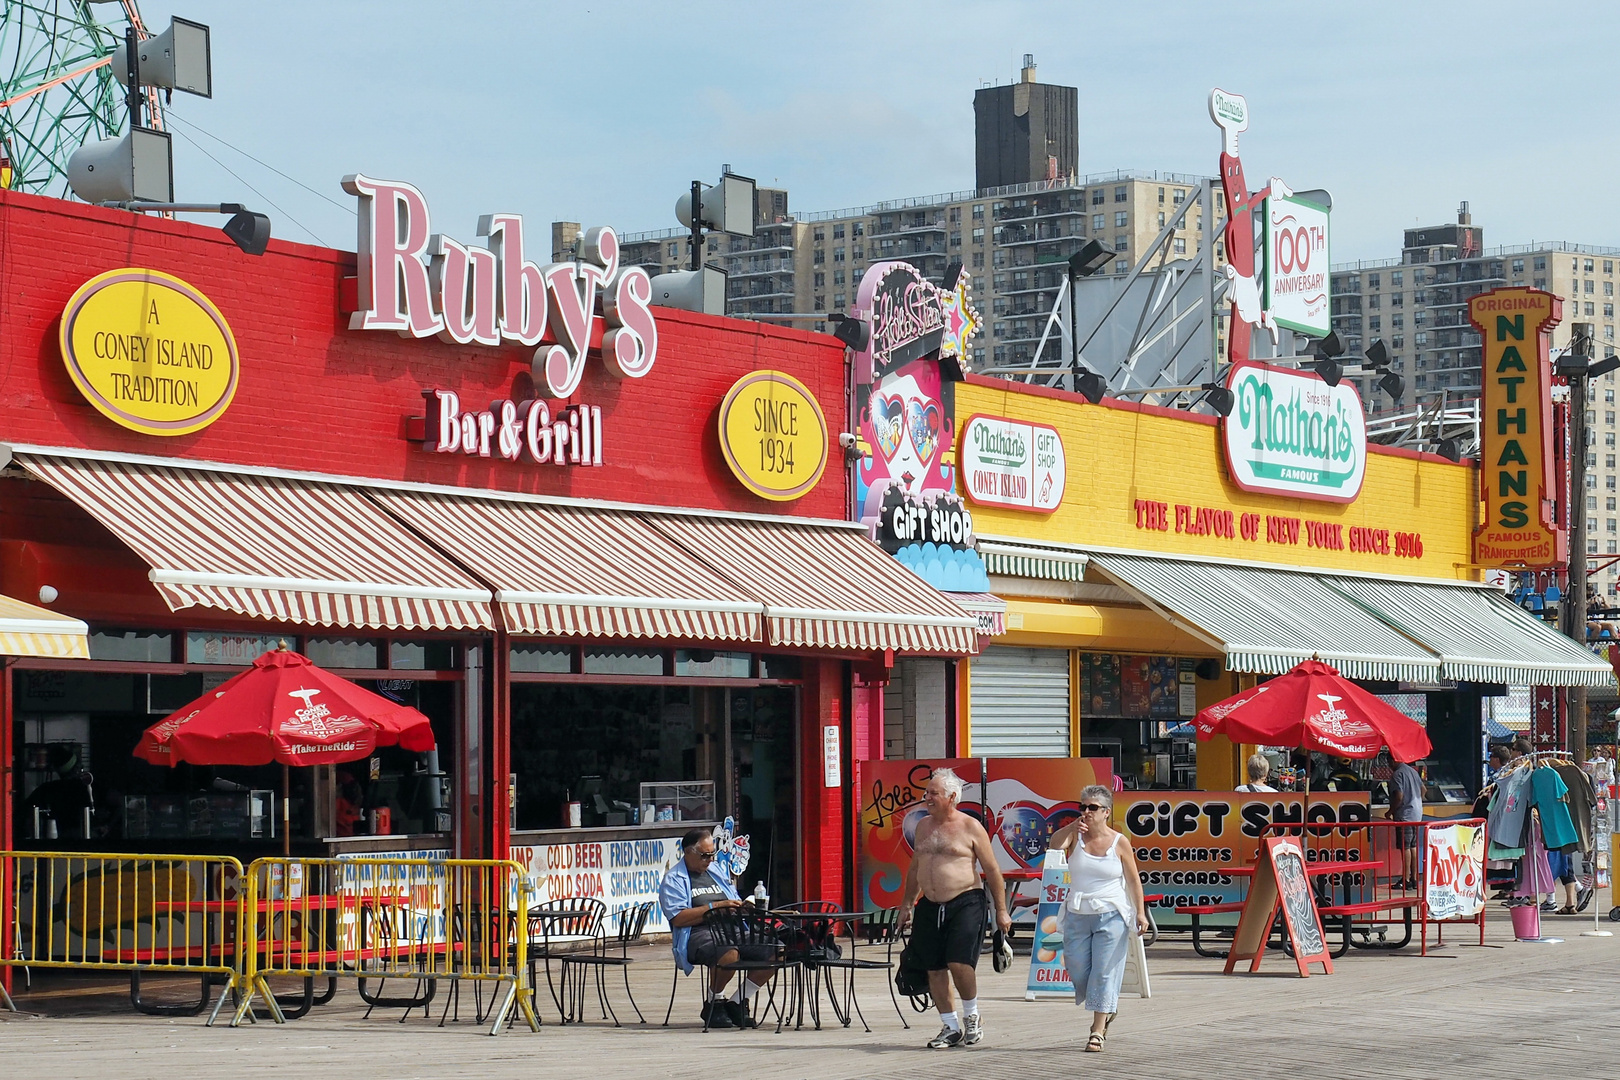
top-left (799, 658), bottom-right (849, 904)
top-left (0, 190), bottom-right (848, 520)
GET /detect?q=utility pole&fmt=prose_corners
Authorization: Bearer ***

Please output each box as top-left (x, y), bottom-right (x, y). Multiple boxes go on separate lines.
top-left (1563, 367), bottom-right (1589, 762)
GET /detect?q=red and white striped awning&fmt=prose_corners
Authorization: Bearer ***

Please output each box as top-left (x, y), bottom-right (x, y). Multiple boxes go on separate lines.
top-left (366, 490), bottom-right (763, 642)
top-left (17, 454), bottom-right (494, 632)
top-left (368, 490), bottom-right (978, 654)
top-left (651, 515), bottom-right (980, 654)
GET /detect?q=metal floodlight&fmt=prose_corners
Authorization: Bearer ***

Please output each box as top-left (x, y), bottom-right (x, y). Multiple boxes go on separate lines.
top-left (1067, 239), bottom-right (1114, 279)
top-left (221, 205), bottom-right (271, 255)
top-left (1365, 338), bottom-right (1389, 369)
top-left (676, 172), bottom-right (756, 237)
top-left (1312, 357), bottom-right (1343, 387)
top-left (1313, 330), bottom-right (1346, 359)
top-left (1378, 369), bottom-right (1405, 401)
top-left (1559, 322), bottom-right (1600, 377)
top-left (113, 17), bottom-right (212, 98)
top-left (828, 313), bottom-right (870, 352)
top-left (1589, 355), bottom-right (1620, 380)
top-left (1435, 437), bottom-right (1461, 463)
top-left (66, 125), bottom-right (173, 203)
top-left (648, 265), bottom-right (728, 315)
top-left (1073, 368), bottom-right (1107, 404)
top-left (1202, 383), bottom-right (1235, 416)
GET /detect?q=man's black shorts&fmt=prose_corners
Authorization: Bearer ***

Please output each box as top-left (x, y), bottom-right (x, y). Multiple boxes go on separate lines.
top-left (909, 888), bottom-right (988, 970)
top-left (687, 925), bottom-right (776, 968)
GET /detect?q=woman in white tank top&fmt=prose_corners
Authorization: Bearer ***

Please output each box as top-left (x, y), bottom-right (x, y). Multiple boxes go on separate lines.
top-left (1048, 783), bottom-right (1148, 1053)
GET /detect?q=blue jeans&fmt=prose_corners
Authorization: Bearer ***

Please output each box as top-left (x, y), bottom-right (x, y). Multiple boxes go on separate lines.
top-left (1062, 909), bottom-right (1131, 1014)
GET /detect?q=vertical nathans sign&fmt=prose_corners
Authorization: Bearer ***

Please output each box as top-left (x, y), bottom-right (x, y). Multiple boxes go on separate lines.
top-left (1470, 288), bottom-right (1561, 568)
top-left (1222, 360), bottom-right (1367, 502)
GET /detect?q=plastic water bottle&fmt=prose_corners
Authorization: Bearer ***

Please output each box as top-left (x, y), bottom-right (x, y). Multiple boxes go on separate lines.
top-left (752, 881), bottom-right (769, 911)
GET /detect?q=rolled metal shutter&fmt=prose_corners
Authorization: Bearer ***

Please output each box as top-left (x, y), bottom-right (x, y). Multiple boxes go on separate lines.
top-left (968, 646), bottom-right (1071, 757)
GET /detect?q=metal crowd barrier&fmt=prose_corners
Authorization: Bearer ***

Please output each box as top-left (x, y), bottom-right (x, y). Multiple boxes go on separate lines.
top-left (1, 851), bottom-right (245, 1016)
top-left (232, 856), bottom-right (538, 1035)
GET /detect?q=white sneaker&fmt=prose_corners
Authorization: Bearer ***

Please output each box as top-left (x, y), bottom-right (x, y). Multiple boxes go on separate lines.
top-left (963, 1012), bottom-right (983, 1045)
top-left (926, 1024), bottom-right (964, 1049)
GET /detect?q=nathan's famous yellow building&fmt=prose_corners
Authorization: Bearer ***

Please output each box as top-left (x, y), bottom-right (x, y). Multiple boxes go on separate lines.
top-left (952, 367), bottom-right (1610, 794)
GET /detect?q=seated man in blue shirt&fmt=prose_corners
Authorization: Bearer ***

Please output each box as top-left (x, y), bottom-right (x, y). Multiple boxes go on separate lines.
top-left (658, 826), bottom-right (774, 1029)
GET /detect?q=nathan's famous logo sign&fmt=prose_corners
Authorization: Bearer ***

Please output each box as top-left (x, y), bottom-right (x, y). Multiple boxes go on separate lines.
top-left (59, 268), bottom-right (239, 436)
top-left (1469, 287), bottom-right (1561, 568)
top-left (1221, 360), bottom-right (1366, 502)
top-left (961, 414), bottom-right (1065, 512)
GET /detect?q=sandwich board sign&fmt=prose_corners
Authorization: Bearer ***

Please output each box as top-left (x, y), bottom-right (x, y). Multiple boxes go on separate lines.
top-left (1223, 835), bottom-right (1332, 977)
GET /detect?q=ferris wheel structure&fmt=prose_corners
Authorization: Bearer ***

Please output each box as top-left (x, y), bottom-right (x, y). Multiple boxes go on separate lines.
top-left (0, 1), bottom-right (166, 200)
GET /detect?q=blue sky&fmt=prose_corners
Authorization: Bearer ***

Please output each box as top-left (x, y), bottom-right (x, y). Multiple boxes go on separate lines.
top-left (159, 0), bottom-right (1619, 261)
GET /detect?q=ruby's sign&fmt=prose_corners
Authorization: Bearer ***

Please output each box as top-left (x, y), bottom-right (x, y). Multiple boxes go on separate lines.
top-left (343, 174), bottom-right (659, 399)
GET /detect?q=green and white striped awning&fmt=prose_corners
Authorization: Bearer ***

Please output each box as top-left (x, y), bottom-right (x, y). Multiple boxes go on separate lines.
top-left (1089, 553), bottom-right (1444, 682)
top-left (978, 539), bottom-right (1088, 582)
top-left (1324, 576), bottom-right (1615, 688)
top-left (1086, 551), bottom-right (1615, 688)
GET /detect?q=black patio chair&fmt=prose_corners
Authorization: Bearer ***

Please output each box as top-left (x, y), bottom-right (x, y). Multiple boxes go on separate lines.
top-left (815, 906), bottom-right (910, 1031)
top-left (702, 906), bottom-right (795, 1033)
top-left (559, 900), bottom-right (656, 1026)
top-left (527, 897), bottom-right (606, 1021)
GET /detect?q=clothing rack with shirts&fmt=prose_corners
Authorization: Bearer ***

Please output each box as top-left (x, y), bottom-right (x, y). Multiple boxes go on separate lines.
top-left (1481, 751), bottom-right (1598, 925)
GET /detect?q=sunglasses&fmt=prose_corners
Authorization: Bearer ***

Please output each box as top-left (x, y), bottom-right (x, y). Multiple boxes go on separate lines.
top-left (1079, 803), bottom-right (1107, 814)
top-left (694, 850), bottom-right (717, 861)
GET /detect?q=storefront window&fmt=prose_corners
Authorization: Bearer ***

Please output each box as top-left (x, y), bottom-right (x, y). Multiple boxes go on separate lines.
top-left (89, 629), bottom-right (172, 662)
top-left (184, 631), bottom-right (284, 665)
top-left (510, 645), bottom-right (572, 674)
top-left (305, 637), bottom-right (379, 669)
top-left (582, 648), bottom-right (664, 676)
top-left (390, 640), bottom-right (459, 670)
top-left (759, 655), bottom-right (802, 681)
top-left (673, 650), bottom-right (751, 678)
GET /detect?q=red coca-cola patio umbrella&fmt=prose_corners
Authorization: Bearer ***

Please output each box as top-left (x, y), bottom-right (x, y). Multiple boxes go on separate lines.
top-left (136, 646), bottom-right (435, 852)
top-left (1194, 658), bottom-right (1432, 765)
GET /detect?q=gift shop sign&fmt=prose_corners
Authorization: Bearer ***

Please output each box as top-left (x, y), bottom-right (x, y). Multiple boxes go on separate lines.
top-left (716, 370), bottom-right (829, 501)
top-left (1223, 360), bottom-right (1366, 502)
top-left (961, 414), bottom-right (1065, 512)
top-left (1469, 288), bottom-right (1561, 568)
top-left (59, 268), bottom-right (239, 436)
top-left (344, 175), bottom-right (660, 466)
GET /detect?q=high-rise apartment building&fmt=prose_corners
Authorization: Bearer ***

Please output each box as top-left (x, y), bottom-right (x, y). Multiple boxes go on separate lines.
top-left (616, 58), bottom-right (1218, 371)
top-left (973, 55), bottom-right (1078, 190)
top-left (1330, 205), bottom-right (1619, 412)
top-left (1331, 206), bottom-right (1620, 593)
top-left (620, 171), bottom-right (1212, 370)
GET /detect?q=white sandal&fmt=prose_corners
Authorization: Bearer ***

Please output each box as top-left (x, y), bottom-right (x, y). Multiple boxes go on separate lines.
top-left (1085, 1031), bottom-right (1106, 1052)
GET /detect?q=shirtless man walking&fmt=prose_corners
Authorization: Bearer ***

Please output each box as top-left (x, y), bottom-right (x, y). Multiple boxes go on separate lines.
top-left (899, 767), bottom-right (1011, 1048)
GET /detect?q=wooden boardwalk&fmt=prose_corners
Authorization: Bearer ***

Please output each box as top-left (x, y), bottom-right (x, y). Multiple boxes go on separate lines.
top-left (3, 899), bottom-right (1616, 1079)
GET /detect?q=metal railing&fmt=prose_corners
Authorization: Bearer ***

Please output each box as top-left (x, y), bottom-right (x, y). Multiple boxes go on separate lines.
top-left (232, 856), bottom-right (538, 1035)
top-left (2, 851), bottom-right (244, 1016)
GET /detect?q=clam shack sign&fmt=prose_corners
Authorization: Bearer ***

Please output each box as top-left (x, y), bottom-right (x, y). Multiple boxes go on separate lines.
top-left (1222, 360), bottom-right (1367, 503)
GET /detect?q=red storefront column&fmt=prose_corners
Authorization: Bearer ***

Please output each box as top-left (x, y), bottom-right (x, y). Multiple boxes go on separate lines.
top-left (1, 659), bottom-right (12, 996)
top-left (799, 658), bottom-right (846, 905)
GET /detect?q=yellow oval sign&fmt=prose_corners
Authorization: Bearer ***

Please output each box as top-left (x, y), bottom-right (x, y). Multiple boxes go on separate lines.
top-left (718, 370), bottom-right (829, 501)
top-left (59, 268), bottom-right (239, 436)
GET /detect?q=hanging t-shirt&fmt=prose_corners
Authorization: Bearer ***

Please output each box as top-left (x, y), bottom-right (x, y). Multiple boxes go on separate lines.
top-left (1487, 767), bottom-right (1532, 849)
top-left (1530, 766), bottom-right (1578, 851)
top-left (1551, 764), bottom-right (1596, 853)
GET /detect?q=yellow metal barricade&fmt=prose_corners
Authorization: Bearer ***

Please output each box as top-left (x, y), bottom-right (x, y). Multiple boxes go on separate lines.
top-left (1, 851), bottom-right (244, 1019)
top-left (235, 856), bottom-right (538, 1035)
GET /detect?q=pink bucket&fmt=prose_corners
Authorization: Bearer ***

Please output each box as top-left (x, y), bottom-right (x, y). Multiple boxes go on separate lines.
top-left (1509, 903), bottom-right (1541, 940)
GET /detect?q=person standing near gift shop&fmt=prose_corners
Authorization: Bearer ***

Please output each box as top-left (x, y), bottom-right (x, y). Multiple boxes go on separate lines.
top-left (898, 768), bottom-right (1012, 1049)
top-left (1386, 758), bottom-right (1426, 887)
top-left (1047, 785), bottom-right (1149, 1054)
top-left (658, 827), bottom-right (773, 1029)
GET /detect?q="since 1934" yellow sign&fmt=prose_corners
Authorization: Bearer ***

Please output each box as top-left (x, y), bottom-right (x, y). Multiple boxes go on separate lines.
top-left (59, 268), bottom-right (240, 436)
top-left (717, 369), bottom-right (828, 501)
